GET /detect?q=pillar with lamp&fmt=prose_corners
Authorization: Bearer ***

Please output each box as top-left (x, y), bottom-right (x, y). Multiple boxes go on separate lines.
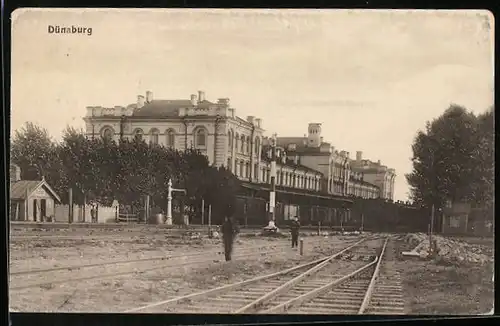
top-left (262, 133), bottom-right (283, 234)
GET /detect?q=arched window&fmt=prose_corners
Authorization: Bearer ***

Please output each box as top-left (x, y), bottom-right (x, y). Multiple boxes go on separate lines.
top-left (133, 128), bottom-right (144, 142)
top-left (101, 126), bottom-right (114, 141)
top-left (227, 131), bottom-right (232, 152)
top-left (239, 161), bottom-right (244, 177)
top-left (246, 136), bottom-right (250, 154)
top-left (240, 135), bottom-right (245, 153)
top-left (245, 162), bottom-right (250, 178)
top-left (235, 133), bottom-right (239, 152)
top-left (166, 129), bottom-right (175, 148)
top-left (150, 128), bottom-right (159, 145)
top-left (195, 128), bottom-right (207, 147)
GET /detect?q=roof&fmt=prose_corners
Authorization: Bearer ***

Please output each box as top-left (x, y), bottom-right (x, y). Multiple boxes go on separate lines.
top-left (131, 99), bottom-right (216, 117)
top-left (10, 179), bottom-right (61, 203)
top-left (276, 137), bottom-right (332, 154)
top-left (260, 156), bottom-right (324, 175)
top-left (240, 182), bottom-right (353, 204)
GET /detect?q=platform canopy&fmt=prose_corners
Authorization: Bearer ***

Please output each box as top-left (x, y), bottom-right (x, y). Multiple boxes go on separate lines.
top-left (239, 182), bottom-right (353, 209)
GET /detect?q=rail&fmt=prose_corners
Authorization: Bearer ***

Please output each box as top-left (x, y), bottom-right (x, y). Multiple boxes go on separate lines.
top-left (233, 237), bottom-right (368, 313)
top-left (124, 254), bottom-right (334, 313)
top-left (358, 237), bottom-right (389, 314)
top-left (263, 255), bottom-right (379, 314)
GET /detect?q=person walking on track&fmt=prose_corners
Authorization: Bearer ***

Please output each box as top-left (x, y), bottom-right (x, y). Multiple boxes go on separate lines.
top-left (221, 216), bottom-right (237, 261)
top-left (290, 217), bottom-right (300, 248)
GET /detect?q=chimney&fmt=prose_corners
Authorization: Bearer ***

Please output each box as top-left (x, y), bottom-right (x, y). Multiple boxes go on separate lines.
top-left (190, 94), bottom-right (197, 105)
top-left (320, 136), bottom-right (324, 143)
top-left (247, 116), bottom-right (255, 124)
top-left (137, 95), bottom-right (145, 108)
top-left (198, 90), bottom-right (205, 102)
top-left (146, 91), bottom-right (153, 103)
top-left (377, 159), bottom-right (381, 165)
top-left (356, 151), bottom-right (363, 162)
top-left (255, 118), bottom-right (261, 128)
top-left (228, 108), bottom-right (235, 118)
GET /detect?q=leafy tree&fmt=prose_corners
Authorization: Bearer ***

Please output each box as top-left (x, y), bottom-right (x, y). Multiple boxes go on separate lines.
top-left (11, 121), bottom-right (243, 224)
top-left (474, 108), bottom-right (494, 209)
top-left (10, 122), bottom-right (58, 180)
top-left (406, 104), bottom-right (493, 209)
top-left (59, 126), bottom-right (101, 204)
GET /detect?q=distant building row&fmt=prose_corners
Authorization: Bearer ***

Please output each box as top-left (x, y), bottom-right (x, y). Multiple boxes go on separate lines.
top-left (83, 90), bottom-right (396, 200)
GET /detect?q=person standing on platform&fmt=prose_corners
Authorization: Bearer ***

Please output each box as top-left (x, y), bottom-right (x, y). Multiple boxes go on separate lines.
top-left (221, 216), bottom-right (236, 261)
top-left (290, 217), bottom-right (300, 248)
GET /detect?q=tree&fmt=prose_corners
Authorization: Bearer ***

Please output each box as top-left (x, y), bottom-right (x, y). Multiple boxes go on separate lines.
top-left (474, 108), bottom-right (494, 209)
top-left (406, 104), bottom-right (493, 209)
top-left (10, 122), bottom-right (58, 180)
top-left (202, 166), bottom-right (241, 223)
top-left (59, 126), bottom-right (101, 204)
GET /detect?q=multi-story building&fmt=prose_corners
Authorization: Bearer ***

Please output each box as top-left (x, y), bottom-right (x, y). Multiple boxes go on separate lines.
top-left (277, 124), bottom-right (381, 199)
top-left (350, 152), bottom-right (396, 201)
top-left (83, 90), bottom-right (322, 191)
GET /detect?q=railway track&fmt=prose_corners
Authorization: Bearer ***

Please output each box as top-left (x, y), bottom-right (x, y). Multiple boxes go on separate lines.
top-left (10, 237), bottom-right (339, 291)
top-left (124, 236), bottom-right (402, 314)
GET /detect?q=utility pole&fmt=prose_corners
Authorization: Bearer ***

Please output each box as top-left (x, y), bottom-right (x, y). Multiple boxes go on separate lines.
top-left (429, 203), bottom-right (435, 255)
top-left (429, 146), bottom-right (436, 256)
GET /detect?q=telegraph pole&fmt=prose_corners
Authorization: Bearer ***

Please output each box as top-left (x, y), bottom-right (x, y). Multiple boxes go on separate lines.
top-left (429, 146), bottom-right (436, 256)
top-left (268, 133), bottom-right (278, 227)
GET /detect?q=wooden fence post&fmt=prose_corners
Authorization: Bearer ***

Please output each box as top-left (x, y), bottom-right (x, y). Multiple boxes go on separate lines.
top-left (201, 199), bottom-right (205, 225)
top-left (68, 188), bottom-right (73, 224)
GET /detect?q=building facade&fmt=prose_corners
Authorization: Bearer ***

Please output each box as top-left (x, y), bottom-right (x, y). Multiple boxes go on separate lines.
top-left (277, 124), bottom-right (381, 200)
top-left (350, 151), bottom-right (396, 201)
top-left (83, 91), bottom-right (322, 191)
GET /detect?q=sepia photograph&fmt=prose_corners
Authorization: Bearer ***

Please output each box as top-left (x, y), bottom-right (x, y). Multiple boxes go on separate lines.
top-left (9, 8), bottom-right (494, 316)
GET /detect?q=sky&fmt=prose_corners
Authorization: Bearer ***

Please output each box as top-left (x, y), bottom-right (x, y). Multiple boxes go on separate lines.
top-left (11, 9), bottom-right (494, 201)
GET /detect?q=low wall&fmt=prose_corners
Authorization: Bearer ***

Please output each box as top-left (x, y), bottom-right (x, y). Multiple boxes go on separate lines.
top-left (54, 204), bottom-right (118, 223)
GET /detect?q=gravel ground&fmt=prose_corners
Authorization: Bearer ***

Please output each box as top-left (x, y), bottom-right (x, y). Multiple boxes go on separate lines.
top-left (396, 235), bottom-right (494, 315)
top-left (10, 231), bottom-right (361, 312)
top-left (402, 260), bottom-right (494, 314)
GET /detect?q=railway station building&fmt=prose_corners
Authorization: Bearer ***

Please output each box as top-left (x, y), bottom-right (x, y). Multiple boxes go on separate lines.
top-left (83, 90), bottom-right (395, 226)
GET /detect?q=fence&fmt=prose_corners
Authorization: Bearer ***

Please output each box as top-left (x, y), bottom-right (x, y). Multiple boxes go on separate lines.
top-left (54, 203), bottom-right (119, 223)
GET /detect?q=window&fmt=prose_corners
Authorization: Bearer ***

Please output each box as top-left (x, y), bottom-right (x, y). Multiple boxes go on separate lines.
top-left (133, 129), bottom-right (144, 142)
top-left (166, 129), bottom-right (175, 148)
top-left (255, 137), bottom-right (260, 157)
top-left (235, 161), bottom-right (240, 176)
top-left (240, 135), bottom-right (245, 153)
top-left (227, 158), bottom-right (232, 171)
top-left (246, 162), bottom-right (250, 178)
top-left (246, 136), bottom-right (250, 154)
top-left (228, 131), bottom-right (232, 152)
top-left (195, 128), bottom-right (207, 147)
top-left (150, 129), bottom-right (159, 145)
top-left (101, 127), bottom-right (114, 141)
top-left (235, 133), bottom-right (239, 152)
top-left (449, 216), bottom-right (461, 228)
top-left (254, 164), bottom-right (259, 181)
top-left (239, 161), bottom-right (244, 177)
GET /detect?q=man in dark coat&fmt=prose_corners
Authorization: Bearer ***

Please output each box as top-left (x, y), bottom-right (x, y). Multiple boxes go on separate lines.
top-left (290, 217), bottom-right (300, 248)
top-left (221, 216), bottom-right (237, 261)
